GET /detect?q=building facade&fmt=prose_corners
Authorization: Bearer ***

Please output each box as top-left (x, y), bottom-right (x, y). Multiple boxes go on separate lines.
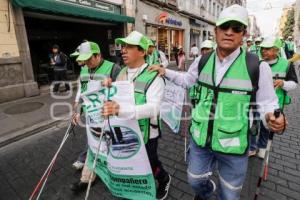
top-left (0, 0), bottom-right (134, 103)
top-left (294, 0), bottom-right (300, 50)
top-left (278, 5), bottom-right (293, 38)
top-left (248, 15), bottom-right (261, 38)
top-left (135, 0), bottom-right (189, 62)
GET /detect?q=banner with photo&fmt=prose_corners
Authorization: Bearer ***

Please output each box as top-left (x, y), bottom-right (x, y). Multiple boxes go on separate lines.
top-left (82, 81), bottom-right (156, 200)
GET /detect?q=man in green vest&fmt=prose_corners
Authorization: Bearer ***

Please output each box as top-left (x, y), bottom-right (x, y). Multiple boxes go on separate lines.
top-left (250, 36), bottom-right (262, 58)
top-left (246, 37), bottom-right (253, 52)
top-left (146, 38), bottom-right (161, 66)
top-left (70, 41), bottom-right (121, 192)
top-left (285, 36), bottom-right (296, 59)
top-left (101, 31), bottom-right (171, 200)
top-left (149, 4), bottom-right (286, 200)
top-left (250, 37), bottom-right (298, 158)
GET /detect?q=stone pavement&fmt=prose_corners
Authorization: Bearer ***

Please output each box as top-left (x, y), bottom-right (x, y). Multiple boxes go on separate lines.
top-left (0, 60), bottom-right (299, 200)
top-left (0, 89), bottom-right (299, 200)
top-left (0, 86), bottom-right (76, 147)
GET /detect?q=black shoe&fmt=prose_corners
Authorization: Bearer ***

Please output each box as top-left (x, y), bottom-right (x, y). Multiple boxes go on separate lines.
top-left (70, 181), bottom-right (88, 192)
top-left (156, 174), bottom-right (171, 200)
top-left (70, 179), bottom-right (97, 193)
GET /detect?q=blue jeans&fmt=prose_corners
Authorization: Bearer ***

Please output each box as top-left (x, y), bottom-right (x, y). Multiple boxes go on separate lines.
top-left (250, 121), bottom-right (269, 151)
top-left (187, 138), bottom-right (248, 200)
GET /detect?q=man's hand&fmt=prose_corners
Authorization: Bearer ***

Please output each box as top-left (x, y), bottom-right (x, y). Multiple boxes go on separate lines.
top-left (72, 112), bottom-right (81, 125)
top-left (102, 78), bottom-right (112, 87)
top-left (148, 65), bottom-right (166, 76)
top-left (102, 101), bottom-right (120, 117)
top-left (265, 112), bottom-right (287, 133)
top-left (273, 80), bottom-right (284, 89)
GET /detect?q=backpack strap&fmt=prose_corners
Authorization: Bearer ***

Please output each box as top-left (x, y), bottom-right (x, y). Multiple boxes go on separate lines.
top-left (245, 52), bottom-right (261, 133)
top-left (245, 52), bottom-right (260, 94)
top-left (198, 51), bottom-right (214, 76)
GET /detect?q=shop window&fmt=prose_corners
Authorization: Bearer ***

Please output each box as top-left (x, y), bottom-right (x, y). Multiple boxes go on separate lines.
top-left (146, 26), bottom-right (158, 41)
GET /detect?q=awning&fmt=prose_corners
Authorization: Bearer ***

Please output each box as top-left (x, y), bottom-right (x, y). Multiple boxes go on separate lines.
top-left (11, 0), bottom-right (135, 23)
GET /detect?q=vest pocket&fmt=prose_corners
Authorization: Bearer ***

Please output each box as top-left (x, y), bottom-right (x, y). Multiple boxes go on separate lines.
top-left (190, 119), bottom-right (207, 147)
top-left (213, 122), bottom-right (247, 154)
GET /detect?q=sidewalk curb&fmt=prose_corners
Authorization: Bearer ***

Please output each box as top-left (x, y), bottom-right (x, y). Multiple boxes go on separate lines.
top-left (0, 114), bottom-right (69, 148)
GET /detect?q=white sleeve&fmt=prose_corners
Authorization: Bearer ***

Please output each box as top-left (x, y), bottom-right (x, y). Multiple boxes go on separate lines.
top-left (159, 51), bottom-right (169, 68)
top-left (280, 47), bottom-right (287, 59)
top-left (282, 80), bottom-right (298, 91)
top-left (256, 61), bottom-right (279, 126)
top-left (118, 76), bottom-right (165, 120)
top-left (75, 79), bottom-right (81, 103)
top-left (164, 56), bottom-right (201, 88)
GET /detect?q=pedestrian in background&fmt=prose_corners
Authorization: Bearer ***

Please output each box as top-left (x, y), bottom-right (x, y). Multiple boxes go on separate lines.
top-left (50, 44), bottom-right (70, 93)
top-left (190, 43), bottom-right (199, 60)
top-left (178, 46), bottom-right (186, 71)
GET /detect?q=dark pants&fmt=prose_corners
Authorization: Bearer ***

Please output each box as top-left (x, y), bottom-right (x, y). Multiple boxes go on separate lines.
top-left (145, 138), bottom-right (168, 183)
top-left (53, 70), bottom-right (70, 92)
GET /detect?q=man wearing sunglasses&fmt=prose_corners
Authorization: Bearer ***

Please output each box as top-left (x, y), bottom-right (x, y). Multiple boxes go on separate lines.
top-left (149, 4), bottom-right (286, 200)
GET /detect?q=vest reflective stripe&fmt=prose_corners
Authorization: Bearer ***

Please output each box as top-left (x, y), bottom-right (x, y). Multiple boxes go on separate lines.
top-left (219, 137), bottom-right (240, 148)
top-left (198, 73), bottom-right (253, 91)
top-left (134, 81), bottom-right (147, 94)
top-left (272, 72), bottom-right (286, 78)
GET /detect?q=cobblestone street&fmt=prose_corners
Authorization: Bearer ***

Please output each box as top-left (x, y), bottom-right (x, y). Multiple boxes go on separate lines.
top-left (0, 81), bottom-right (300, 200)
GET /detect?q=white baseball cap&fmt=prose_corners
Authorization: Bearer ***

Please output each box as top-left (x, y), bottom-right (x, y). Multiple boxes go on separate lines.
top-left (115, 31), bottom-right (148, 50)
top-left (255, 37), bottom-right (262, 42)
top-left (260, 37), bottom-right (282, 49)
top-left (216, 4), bottom-right (248, 27)
top-left (200, 40), bottom-right (214, 50)
top-left (246, 37), bottom-right (253, 42)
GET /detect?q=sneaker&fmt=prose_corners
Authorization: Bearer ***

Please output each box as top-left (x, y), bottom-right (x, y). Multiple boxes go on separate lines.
top-left (193, 180), bottom-right (216, 200)
top-left (257, 148), bottom-right (266, 159)
top-left (248, 150), bottom-right (257, 157)
top-left (72, 161), bottom-right (84, 170)
top-left (156, 174), bottom-right (171, 200)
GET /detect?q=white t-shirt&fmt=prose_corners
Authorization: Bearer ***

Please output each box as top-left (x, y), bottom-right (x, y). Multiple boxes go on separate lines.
top-left (190, 46), bottom-right (199, 56)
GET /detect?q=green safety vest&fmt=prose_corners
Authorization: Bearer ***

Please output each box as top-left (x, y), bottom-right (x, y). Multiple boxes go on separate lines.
top-left (269, 57), bottom-right (291, 109)
top-left (117, 66), bottom-right (160, 144)
top-left (190, 50), bottom-right (256, 155)
top-left (250, 45), bottom-right (262, 59)
top-left (80, 60), bottom-right (115, 112)
top-left (286, 41), bottom-right (295, 52)
top-left (188, 84), bottom-right (201, 107)
top-left (146, 49), bottom-right (160, 66)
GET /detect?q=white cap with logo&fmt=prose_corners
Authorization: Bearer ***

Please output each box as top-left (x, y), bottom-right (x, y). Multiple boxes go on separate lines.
top-left (216, 4), bottom-right (248, 27)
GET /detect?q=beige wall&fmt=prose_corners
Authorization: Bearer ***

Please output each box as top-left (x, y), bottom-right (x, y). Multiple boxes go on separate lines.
top-left (0, 0), bottom-right (19, 58)
top-left (278, 6), bottom-right (292, 37)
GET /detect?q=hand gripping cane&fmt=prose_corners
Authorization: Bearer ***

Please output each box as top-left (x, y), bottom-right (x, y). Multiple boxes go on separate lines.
top-left (253, 109), bottom-right (281, 200)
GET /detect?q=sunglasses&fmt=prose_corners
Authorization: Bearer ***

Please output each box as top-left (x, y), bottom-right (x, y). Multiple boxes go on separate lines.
top-left (218, 22), bottom-right (246, 33)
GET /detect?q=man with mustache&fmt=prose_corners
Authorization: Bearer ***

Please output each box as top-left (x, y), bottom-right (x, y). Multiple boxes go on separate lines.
top-left (149, 4), bottom-right (286, 200)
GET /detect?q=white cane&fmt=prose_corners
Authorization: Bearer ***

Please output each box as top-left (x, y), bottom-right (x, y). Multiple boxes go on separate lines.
top-left (84, 127), bottom-right (106, 200)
